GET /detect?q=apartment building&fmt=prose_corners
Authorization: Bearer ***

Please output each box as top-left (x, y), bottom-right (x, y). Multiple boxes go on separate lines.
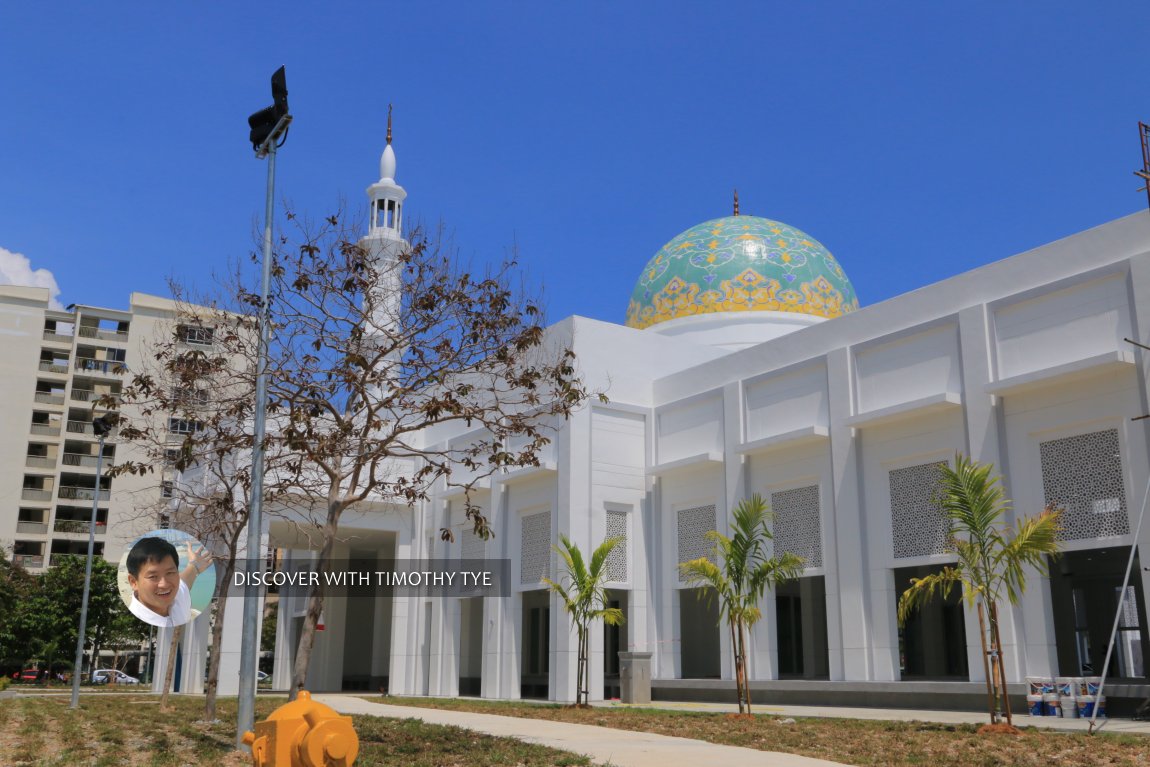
top-left (0, 287), bottom-right (201, 568)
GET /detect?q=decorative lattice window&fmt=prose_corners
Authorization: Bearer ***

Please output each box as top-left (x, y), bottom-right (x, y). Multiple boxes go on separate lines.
top-left (460, 527), bottom-right (486, 561)
top-left (771, 485), bottom-right (822, 568)
top-left (677, 504), bottom-right (716, 579)
top-left (889, 461), bottom-right (948, 559)
top-left (604, 510), bottom-right (628, 582)
top-left (1040, 429), bottom-right (1129, 540)
top-left (520, 511), bottom-right (551, 585)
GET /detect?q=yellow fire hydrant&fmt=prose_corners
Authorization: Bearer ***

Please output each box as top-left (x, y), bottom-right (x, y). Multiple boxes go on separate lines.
top-left (242, 690), bottom-right (359, 767)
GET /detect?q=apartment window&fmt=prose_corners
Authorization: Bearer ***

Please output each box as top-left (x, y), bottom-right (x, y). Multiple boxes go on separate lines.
top-left (177, 325), bottom-right (215, 346)
top-left (173, 387), bottom-right (209, 406)
top-left (168, 418), bottom-right (203, 435)
top-left (160, 480), bottom-right (174, 499)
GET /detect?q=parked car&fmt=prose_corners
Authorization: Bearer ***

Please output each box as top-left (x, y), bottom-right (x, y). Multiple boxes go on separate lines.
top-left (91, 669), bottom-right (139, 685)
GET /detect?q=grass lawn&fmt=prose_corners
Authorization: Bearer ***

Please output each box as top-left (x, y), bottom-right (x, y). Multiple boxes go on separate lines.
top-left (0, 694), bottom-right (592, 767)
top-left (378, 696), bottom-right (1150, 767)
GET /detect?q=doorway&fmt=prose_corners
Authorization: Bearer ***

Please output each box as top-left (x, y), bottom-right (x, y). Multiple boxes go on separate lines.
top-left (894, 564), bottom-right (969, 679)
top-left (679, 587), bottom-right (720, 678)
top-left (521, 590), bottom-right (550, 698)
top-left (1048, 547), bottom-right (1148, 679)
top-left (603, 589), bottom-right (629, 698)
top-left (776, 576), bottom-right (830, 679)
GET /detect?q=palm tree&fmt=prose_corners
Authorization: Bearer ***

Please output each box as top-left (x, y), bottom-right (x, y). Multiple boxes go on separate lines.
top-left (898, 453), bottom-right (1061, 727)
top-left (544, 534), bottom-right (625, 707)
top-left (679, 494), bottom-right (804, 715)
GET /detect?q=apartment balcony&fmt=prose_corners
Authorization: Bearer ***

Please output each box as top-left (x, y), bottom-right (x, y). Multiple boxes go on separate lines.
top-left (16, 521), bottom-right (48, 535)
top-left (34, 392), bottom-right (65, 407)
top-left (25, 455), bottom-right (55, 469)
top-left (21, 488), bottom-right (52, 502)
top-left (70, 389), bottom-right (121, 406)
top-left (48, 553), bottom-right (84, 567)
top-left (30, 423), bottom-right (61, 437)
top-left (53, 519), bottom-right (106, 535)
top-left (38, 360), bottom-right (69, 375)
top-left (77, 326), bottom-right (129, 344)
top-left (66, 420), bottom-right (97, 436)
top-left (61, 453), bottom-right (101, 469)
top-left (13, 554), bottom-right (44, 569)
top-left (73, 358), bottom-right (125, 377)
top-left (42, 330), bottom-right (73, 344)
top-left (57, 486), bottom-right (110, 502)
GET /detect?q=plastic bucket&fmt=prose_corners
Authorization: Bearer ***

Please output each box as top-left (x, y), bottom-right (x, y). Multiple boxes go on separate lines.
top-left (1027, 676), bottom-right (1054, 695)
top-left (1077, 694), bottom-right (1106, 718)
top-left (1056, 677), bottom-right (1074, 697)
top-left (1061, 696), bottom-right (1078, 718)
top-left (1077, 676), bottom-right (1101, 696)
top-left (1043, 692), bottom-right (1062, 717)
top-left (1027, 694), bottom-right (1044, 716)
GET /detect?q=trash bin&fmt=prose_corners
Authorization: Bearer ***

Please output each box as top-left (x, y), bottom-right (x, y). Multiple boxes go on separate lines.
top-left (619, 651), bottom-right (653, 704)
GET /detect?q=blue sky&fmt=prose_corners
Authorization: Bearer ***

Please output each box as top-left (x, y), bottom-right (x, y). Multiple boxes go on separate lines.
top-left (1, 3), bottom-right (1148, 324)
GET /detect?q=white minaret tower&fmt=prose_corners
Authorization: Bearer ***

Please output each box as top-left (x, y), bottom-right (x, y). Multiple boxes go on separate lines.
top-left (360, 105), bottom-right (410, 334)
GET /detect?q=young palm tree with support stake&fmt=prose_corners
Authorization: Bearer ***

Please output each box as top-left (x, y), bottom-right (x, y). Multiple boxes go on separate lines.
top-left (898, 454), bottom-right (1061, 728)
top-left (679, 494), bottom-right (804, 715)
top-left (544, 535), bottom-right (625, 707)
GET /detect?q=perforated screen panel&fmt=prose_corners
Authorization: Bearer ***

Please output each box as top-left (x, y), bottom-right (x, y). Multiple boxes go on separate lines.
top-left (604, 510), bottom-right (628, 582)
top-left (1040, 429), bottom-right (1129, 540)
top-left (677, 504), bottom-right (716, 580)
top-left (889, 461), bottom-right (948, 559)
top-left (520, 511), bottom-right (551, 585)
top-left (460, 528), bottom-right (486, 561)
top-left (771, 485), bottom-right (822, 568)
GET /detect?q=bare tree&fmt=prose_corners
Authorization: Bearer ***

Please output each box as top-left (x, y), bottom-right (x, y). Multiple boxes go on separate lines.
top-left (111, 303), bottom-right (260, 721)
top-left (218, 210), bottom-right (597, 696)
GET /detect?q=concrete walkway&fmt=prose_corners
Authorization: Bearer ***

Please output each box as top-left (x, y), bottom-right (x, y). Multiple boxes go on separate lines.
top-left (314, 694), bottom-right (853, 767)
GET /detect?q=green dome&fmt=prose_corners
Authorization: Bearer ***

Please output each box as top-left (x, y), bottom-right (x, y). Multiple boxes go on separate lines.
top-left (625, 216), bottom-right (859, 329)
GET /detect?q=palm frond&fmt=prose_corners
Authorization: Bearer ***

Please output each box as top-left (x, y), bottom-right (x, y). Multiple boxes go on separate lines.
top-left (897, 568), bottom-right (962, 626)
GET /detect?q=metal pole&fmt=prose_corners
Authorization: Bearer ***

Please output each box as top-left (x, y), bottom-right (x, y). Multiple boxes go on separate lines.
top-left (1088, 466), bottom-right (1150, 733)
top-left (236, 133), bottom-right (277, 749)
top-left (70, 433), bottom-right (106, 708)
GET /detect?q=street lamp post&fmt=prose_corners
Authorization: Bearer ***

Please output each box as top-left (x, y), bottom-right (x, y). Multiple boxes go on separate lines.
top-left (236, 66), bottom-right (291, 750)
top-left (69, 413), bottom-right (116, 709)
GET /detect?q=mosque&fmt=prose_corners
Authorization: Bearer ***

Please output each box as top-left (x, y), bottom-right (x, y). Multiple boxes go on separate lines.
top-left (185, 131), bottom-right (1150, 711)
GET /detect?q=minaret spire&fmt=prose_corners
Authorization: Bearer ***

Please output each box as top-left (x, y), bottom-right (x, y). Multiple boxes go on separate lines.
top-left (367, 104), bottom-right (406, 238)
top-left (733, 189), bottom-right (740, 216)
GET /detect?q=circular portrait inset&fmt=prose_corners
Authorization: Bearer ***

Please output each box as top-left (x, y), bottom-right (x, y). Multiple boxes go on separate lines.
top-left (117, 529), bottom-right (216, 628)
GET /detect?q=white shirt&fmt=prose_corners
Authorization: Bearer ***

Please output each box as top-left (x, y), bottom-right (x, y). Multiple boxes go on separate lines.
top-left (129, 580), bottom-right (193, 628)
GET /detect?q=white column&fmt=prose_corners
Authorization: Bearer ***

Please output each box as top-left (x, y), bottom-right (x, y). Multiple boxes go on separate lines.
top-left (824, 347), bottom-right (869, 680)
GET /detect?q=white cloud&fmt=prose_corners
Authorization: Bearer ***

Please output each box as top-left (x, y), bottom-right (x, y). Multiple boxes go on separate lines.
top-left (0, 246), bottom-right (63, 310)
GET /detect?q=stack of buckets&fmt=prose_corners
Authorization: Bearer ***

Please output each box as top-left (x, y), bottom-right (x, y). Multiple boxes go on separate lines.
top-left (1026, 677), bottom-right (1106, 718)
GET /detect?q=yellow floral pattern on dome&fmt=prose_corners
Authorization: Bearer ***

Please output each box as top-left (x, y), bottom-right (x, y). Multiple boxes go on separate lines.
top-left (626, 216), bottom-right (859, 329)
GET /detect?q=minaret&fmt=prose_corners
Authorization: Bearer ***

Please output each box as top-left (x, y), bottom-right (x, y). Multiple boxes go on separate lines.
top-left (360, 105), bottom-right (410, 336)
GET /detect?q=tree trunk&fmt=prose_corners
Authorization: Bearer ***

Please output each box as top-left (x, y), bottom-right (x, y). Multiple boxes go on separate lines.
top-left (578, 624), bottom-right (587, 706)
top-left (203, 557), bottom-right (235, 721)
top-left (976, 602), bottom-right (999, 724)
top-left (738, 620), bottom-right (751, 715)
top-left (989, 601), bottom-right (1013, 726)
top-left (160, 625), bottom-right (184, 711)
top-left (290, 495), bottom-right (344, 699)
top-left (729, 618), bottom-right (743, 714)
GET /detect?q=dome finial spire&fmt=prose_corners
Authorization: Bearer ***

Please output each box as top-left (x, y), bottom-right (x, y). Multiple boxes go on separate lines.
top-left (386, 104), bottom-right (393, 145)
top-left (733, 189), bottom-right (740, 216)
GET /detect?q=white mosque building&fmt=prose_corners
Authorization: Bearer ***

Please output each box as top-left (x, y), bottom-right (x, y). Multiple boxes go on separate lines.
top-left (188, 132), bottom-right (1150, 712)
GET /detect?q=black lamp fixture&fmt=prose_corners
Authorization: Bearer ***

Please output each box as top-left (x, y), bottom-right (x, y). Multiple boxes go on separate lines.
top-left (247, 66), bottom-right (290, 152)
